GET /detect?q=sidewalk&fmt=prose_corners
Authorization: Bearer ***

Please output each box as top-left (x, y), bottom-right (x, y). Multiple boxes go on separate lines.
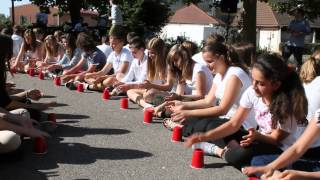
top-left (0, 74), bottom-right (246, 180)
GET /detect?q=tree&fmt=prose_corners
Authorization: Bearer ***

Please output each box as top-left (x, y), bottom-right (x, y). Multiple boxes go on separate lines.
top-left (118, 0), bottom-right (171, 36)
top-left (30, 0), bottom-right (172, 35)
top-left (0, 14), bottom-right (11, 30)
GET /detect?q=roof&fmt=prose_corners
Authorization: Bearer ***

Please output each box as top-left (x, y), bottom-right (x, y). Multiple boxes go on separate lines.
top-left (256, 1), bottom-right (278, 28)
top-left (232, 1), bottom-right (320, 29)
top-left (169, 3), bottom-right (224, 25)
top-left (13, 3), bottom-right (98, 16)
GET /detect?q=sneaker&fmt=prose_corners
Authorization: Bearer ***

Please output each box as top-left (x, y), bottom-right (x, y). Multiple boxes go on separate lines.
top-left (192, 142), bottom-right (219, 156)
top-left (83, 83), bottom-right (89, 90)
top-left (143, 104), bottom-right (154, 112)
top-left (65, 81), bottom-right (76, 90)
top-left (162, 118), bottom-right (183, 131)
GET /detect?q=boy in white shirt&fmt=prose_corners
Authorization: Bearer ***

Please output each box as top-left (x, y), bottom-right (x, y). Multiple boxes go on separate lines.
top-left (113, 37), bottom-right (147, 95)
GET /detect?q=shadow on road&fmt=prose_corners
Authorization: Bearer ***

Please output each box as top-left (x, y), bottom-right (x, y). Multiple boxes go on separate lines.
top-left (55, 113), bottom-right (90, 120)
top-left (55, 124), bottom-right (131, 137)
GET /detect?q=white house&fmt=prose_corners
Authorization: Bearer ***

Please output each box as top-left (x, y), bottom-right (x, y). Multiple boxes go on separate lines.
top-left (161, 3), bottom-right (225, 45)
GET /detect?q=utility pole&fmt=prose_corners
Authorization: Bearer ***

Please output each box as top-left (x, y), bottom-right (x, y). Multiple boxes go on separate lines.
top-left (11, 0), bottom-right (22, 26)
top-left (11, 0), bottom-right (15, 25)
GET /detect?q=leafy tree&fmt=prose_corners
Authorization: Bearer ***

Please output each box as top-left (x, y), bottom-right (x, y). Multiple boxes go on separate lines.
top-left (0, 14), bottom-right (11, 30)
top-left (118, 0), bottom-right (171, 36)
top-left (30, 0), bottom-right (172, 35)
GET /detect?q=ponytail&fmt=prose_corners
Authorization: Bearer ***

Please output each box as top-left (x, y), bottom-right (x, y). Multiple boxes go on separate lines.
top-left (202, 41), bottom-right (249, 74)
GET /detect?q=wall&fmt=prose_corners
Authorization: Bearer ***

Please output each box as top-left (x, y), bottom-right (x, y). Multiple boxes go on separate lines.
top-left (161, 23), bottom-right (220, 45)
top-left (11, 4), bottom-right (97, 27)
top-left (258, 29), bottom-right (281, 52)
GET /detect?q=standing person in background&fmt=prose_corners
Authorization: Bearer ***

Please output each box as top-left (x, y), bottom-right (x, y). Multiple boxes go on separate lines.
top-left (36, 7), bottom-right (48, 29)
top-left (97, 35), bottom-right (112, 60)
top-left (283, 8), bottom-right (310, 68)
top-left (11, 25), bottom-right (24, 58)
top-left (109, 0), bottom-right (123, 34)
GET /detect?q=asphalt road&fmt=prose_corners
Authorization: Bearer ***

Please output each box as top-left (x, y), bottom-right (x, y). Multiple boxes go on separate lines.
top-left (0, 74), bottom-right (246, 180)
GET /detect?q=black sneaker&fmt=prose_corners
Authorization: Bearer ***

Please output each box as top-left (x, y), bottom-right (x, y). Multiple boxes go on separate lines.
top-left (65, 82), bottom-right (76, 90)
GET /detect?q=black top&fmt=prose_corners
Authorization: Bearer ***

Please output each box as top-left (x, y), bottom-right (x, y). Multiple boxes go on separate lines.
top-left (0, 87), bottom-right (12, 108)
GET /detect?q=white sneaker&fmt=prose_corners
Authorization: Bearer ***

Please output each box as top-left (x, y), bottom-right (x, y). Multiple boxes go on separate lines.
top-left (192, 142), bottom-right (218, 156)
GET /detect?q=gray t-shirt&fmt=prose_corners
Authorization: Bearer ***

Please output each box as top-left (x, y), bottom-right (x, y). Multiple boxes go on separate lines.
top-left (82, 48), bottom-right (106, 71)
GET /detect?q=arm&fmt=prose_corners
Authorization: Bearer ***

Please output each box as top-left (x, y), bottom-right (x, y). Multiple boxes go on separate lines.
top-left (179, 71), bottom-right (206, 101)
top-left (243, 116), bottom-right (320, 176)
top-left (117, 61), bottom-right (130, 75)
top-left (184, 75), bottom-right (242, 117)
top-left (144, 72), bottom-right (174, 91)
top-left (13, 43), bottom-right (25, 67)
top-left (121, 61), bottom-right (135, 83)
top-left (179, 84), bottom-right (217, 110)
top-left (63, 57), bottom-right (85, 75)
top-left (267, 118), bottom-right (320, 170)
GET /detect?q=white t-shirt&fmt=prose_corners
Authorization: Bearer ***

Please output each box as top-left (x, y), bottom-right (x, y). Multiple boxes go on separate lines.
top-left (12, 34), bottom-right (23, 57)
top-left (214, 67), bottom-right (254, 122)
top-left (192, 52), bottom-right (206, 66)
top-left (240, 86), bottom-right (297, 150)
top-left (121, 52), bottom-right (148, 83)
top-left (106, 48), bottom-right (133, 74)
top-left (304, 76), bottom-right (320, 121)
top-left (185, 63), bottom-right (213, 95)
top-left (97, 43), bottom-right (112, 60)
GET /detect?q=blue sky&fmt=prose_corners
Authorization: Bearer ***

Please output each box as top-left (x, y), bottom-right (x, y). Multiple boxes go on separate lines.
top-left (1, 0), bottom-right (31, 17)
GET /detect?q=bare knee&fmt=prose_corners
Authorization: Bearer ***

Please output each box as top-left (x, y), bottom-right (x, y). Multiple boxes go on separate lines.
top-left (0, 131), bottom-right (21, 153)
top-left (143, 89), bottom-right (158, 103)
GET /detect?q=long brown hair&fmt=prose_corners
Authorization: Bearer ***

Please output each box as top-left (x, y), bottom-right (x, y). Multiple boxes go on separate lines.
top-left (23, 29), bottom-right (37, 52)
top-left (167, 44), bottom-right (194, 81)
top-left (254, 53), bottom-right (308, 127)
top-left (202, 41), bottom-right (249, 74)
top-left (146, 37), bottom-right (167, 81)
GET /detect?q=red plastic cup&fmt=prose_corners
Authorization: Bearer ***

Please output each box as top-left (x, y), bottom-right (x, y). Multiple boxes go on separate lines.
top-left (34, 137), bottom-right (48, 154)
top-left (102, 88), bottom-right (110, 100)
top-left (54, 76), bottom-right (61, 86)
top-left (143, 108), bottom-right (154, 124)
top-left (77, 83), bottom-right (84, 92)
top-left (28, 68), bottom-right (35, 77)
top-left (190, 148), bottom-right (204, 169)
top-left (10, 68), bottom-right (16, 74)
top-left (171, 126), bottom-right (182, 142)
top-left (248, 177), bottom-right (260, 180)
top-left (38, 71), bottom-right (44, 80)
top-left (120, 98), bottom-right (128, 109)
top-left (48, 113), bottom-right (56, 126)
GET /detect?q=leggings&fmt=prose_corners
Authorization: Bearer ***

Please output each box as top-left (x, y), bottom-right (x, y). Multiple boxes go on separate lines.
top-left (182, 116), bottom-right (228, 137)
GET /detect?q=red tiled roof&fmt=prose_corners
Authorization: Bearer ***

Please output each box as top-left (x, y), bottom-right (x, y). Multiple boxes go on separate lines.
top-left (169, 3), bottom-right (224, 25)
top-left (256, 1), bottom-right (278, 28)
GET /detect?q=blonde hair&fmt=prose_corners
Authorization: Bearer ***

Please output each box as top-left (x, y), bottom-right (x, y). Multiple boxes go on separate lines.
top-left (300, 49), bottom-right (320, 83)
top-left (44, 35), bottom-right (60, 57)
top-left (147, 37), bottom-right (167, 81)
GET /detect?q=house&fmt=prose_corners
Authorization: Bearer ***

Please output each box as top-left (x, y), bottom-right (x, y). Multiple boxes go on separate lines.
top-left (10, 4), bottom-right (98, 27)
top-left (161, 3), bottom-right (225, 45)
top-left (232, 1), bottom-right (319, 52)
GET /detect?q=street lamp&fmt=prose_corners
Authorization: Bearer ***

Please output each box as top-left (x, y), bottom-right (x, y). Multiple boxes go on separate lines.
top-left (11, 0), bottom-right (22, 26)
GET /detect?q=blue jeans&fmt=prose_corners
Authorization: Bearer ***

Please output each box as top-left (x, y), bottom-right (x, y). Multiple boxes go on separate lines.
top-left (251, 154), bottom-right (320, 177)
